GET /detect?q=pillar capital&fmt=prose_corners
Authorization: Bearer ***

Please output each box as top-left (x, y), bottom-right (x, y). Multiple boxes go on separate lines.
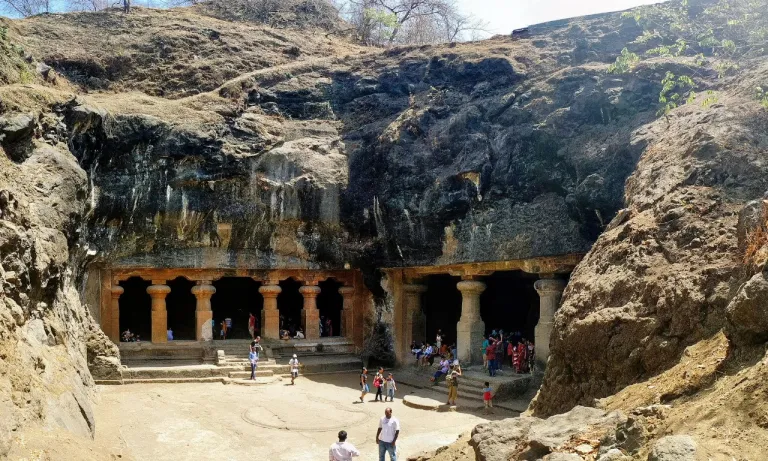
top-left (259, 285), bottom-right (282, 298)
top-left (191, 284), bottom-right (216, 298)
top-left (146, 284), bottom-right (171, 298)
top-left (403, 284), bottom-right (427, 294)
top-left (534, 278), bottom-right (567, 295)
top-left (299, 285), bottom-right (321, 298)
top-left (110, 285), bottom-right (124, 298)
top-left (456, 280), bottom-right (486, 295)
top-left (339, 286), bottom-right (355, 296)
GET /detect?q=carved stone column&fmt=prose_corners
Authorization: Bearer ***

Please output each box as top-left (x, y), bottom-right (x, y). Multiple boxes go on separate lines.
top-left (147, 283), bottom-right (171, 344)
top-left (456, 279), bottom-right (486, 365)
top-left (191, 283), bottom-right (216, 341)
top-left (259, 283), bottom-right (282, 340)
top-left (338, 286), bottom-right (355, 339)
top-left (108, 285), bottom-right (124, 343)
top-left (300, 284), bottom-right (321, 339)
top-left (403, 284), bottom-right (427, 350)
top-left (534, 276), bottom-right (567, 368)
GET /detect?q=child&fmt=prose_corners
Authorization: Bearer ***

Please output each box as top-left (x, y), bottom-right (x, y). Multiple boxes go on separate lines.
top-left (483, 381), bottom-right (494, 414)
top-left (384, 373), bottom-right (397, 402)
top-left (289, 354), bottom-right (300, 385)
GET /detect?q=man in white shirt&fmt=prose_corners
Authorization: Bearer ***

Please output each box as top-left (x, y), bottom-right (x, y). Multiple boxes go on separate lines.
top-left (289, 354), bottom-right (300, 385)
top-left (375, 407), bottom-right (400, 461)
top-left (329, 430), bottom-right (359, 461)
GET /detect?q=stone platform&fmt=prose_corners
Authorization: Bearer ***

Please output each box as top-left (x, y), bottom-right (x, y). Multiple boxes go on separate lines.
top-left (393, 366), bottom-right (534, 412)
top-left (402, 395), bottom-right (458, 412)
top-left (105, 338), bottom-right (363, 385)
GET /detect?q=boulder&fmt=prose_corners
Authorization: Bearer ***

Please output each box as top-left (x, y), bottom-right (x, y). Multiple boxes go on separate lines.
top-left (726, 272), bottom-right (768, 345)
top-left (597, 448), bottom-right (632, 461)
top-left (647, 435), bottom-right (698, 461)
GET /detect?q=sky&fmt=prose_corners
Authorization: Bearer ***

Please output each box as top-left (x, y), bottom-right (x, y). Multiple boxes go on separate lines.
top-left (456, 0), bottom-right (667, 36)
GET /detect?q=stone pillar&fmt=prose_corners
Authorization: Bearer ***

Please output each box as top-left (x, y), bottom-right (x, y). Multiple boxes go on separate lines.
top-left (456, 279), bottom-right (486, 365)
top-left (300, 284), bottom-right (321, 339)
top-left (403, 284), bottom-right (427, 349)
top-left (259, 284), bottom-right (282, 340)
top-left (339, 286), bottom-right (355, 339)
top-left (147, 283), bottom-right (171, 344)
top-left (534, 277), bottom-right (567, 368)
top-left (191, 283), bottom-right (216, 341)
top-left (108, 285), bottom-right (124, 343)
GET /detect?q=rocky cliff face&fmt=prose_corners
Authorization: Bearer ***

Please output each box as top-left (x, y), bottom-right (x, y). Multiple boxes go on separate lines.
top-left (9, 8), bottom-right (661, 276)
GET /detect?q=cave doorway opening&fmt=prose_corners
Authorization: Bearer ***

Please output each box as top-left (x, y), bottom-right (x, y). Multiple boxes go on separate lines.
top-left (118, 277), bottom-right (151, 342)
top-left (278, 278), bottom-right (303, 335)
top-left (479, 271), bottom-right (539, 344)
top-left (166, 277), bottom-right (196, 341)
top-left (423, 274), bottom-right (462, 348)
top-left (318, 279), bottom-right (343, 337)
top-left (211, 277), bottom-right (262, 340)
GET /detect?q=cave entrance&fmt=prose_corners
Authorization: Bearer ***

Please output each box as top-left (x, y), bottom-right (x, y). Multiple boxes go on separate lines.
top-left (278, 278), bottom-right (303, 335)
top-left (318, 279), bottom-right (343, 337)
top-left (166, 277), bottom-right (196, 341)
top-left (118, 277), bottom-right (151, 342)
top-left (211, 277), bottom-right (262, 340)
top-left (479, 271), bottom-right (539, 344)
top-left (423, 274), bottom-right (462, 348)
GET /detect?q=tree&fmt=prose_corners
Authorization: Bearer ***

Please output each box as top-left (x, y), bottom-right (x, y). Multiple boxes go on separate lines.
top-left (345, 0), bottom-right (487, 45)
top-left (0, 0), bottom-right (51, 17)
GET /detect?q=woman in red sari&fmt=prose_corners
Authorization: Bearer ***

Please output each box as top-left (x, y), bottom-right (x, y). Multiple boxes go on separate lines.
top-left (516, 342), bottom-right (527, 373)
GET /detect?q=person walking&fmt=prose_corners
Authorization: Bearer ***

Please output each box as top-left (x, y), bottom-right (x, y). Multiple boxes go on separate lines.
top-left (359, 367), bottom-right (369, 403)
top-left (376, 407), bottom-right (400, 461)
top-left (384, 373), bottom-right (397, 402)
top-left (374, 367), bottom-right (385, 402)
top-left (329, 430), bottom-right (360, 460)
top-left (289, 353), bottom-right (300, 385)
top-left (249, 337), bottom-right (262, 380)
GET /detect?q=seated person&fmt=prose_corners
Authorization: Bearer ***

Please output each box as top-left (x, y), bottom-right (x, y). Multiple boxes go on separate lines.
top-left (439, 343), bottom-right (449, 356)
top-left (166, 329), bottom-right (173, 341)
top-left (280, 329), bottom-right (291, 340)
top-left (430, 358), bottom-right (450, 383)
top-left (294, 328), bottom-right (305, 339)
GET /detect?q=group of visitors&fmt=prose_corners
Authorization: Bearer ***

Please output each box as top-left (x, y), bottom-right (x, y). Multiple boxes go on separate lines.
top-left (359, 367), bottom-right (398, 403)
top-left (483, 329), bottom-right (535, 376)
top-left (329, 407), bottom-right (400, 461)
top-left (410, 331), bottom-right (458, 368)
top-left (121, 329), bottom-right (141, 342)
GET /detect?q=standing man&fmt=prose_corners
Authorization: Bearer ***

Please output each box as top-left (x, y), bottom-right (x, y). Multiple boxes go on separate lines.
top-left (329, 430), bottom-right (360, 461)
top-left (248, 312), bottom-right (256, 339)
top-left (376, 407), bottom-right (400, 461)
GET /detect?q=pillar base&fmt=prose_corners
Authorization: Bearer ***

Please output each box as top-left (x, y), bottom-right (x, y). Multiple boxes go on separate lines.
top-left (196, 310), bottom-right (213, 341)
top-left (457, 319), bottom-right (485, 364)
top-left (302, 308), bottom-right (320, 339)
top-left (262, 308), bottom-right (279, 340)
top-left (151, 310), bottom-right (168, 343)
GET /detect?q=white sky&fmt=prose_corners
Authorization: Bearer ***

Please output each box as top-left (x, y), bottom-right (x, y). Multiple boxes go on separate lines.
top-left (457, 0), bottom-right (667, 36)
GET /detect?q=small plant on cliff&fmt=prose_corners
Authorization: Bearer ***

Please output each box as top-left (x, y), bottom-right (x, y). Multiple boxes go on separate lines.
top-left (757, 87), bottom-right (768, 110)
top-left (608, 48), bottom-right (639, 74)
top-left (658, 71), bottom-right (696, 115)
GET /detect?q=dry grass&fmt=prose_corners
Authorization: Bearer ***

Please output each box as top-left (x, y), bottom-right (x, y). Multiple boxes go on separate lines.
top-left (743, 201), bottom-right (768, 267)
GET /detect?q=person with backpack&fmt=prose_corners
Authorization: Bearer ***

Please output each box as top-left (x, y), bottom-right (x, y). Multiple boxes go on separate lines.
top-left (374, 367), bottom-right (385, 402)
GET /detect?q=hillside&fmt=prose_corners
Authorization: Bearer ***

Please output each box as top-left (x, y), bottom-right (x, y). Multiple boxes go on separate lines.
top-left (3, 0), bottom-right (768, 459)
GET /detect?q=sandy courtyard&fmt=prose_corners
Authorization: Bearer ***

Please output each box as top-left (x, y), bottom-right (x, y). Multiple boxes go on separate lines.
top-left (93, 373), bottom-right (513, 460)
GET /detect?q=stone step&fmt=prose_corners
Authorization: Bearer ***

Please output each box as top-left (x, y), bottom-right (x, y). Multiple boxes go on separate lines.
top-left (228, 370), bottom-right (275, 379)
top-left (121, 377), bottom-right (227, 385)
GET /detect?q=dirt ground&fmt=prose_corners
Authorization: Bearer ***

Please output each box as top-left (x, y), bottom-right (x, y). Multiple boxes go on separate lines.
top-left (91, 373), bottom-right (514, 461)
